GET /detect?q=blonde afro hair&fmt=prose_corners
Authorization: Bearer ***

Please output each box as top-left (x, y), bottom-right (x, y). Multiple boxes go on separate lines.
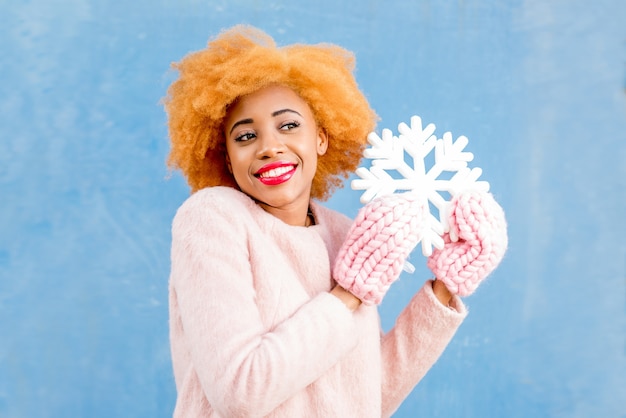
top-left (164, 25), bottom-right (378, 201)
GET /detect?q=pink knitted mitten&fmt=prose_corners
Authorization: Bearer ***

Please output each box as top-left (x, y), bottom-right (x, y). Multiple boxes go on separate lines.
top-left (427, 191), bottom-right (508, 296)
top-left (333, 193), bottom-right (425, 305)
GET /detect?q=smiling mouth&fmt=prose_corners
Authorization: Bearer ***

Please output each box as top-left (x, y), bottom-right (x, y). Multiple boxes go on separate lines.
top-left (255, 163), bottom-right (297, 185)
top-left (258, 166), bottom-right (293, 178)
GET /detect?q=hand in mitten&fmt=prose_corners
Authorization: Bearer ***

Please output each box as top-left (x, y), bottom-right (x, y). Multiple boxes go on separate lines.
top-left (333, 192), bottom-right (425, 305)
top-left (427, 191), bottom-right (508, 296)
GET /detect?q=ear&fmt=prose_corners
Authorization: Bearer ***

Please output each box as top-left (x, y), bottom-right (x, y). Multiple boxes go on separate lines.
top-left (316, 128), bottom-right (329, 156)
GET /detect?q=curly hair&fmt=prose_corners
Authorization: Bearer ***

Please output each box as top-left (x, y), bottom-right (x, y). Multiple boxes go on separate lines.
top-left (163, 25), bottom-right (378, 201)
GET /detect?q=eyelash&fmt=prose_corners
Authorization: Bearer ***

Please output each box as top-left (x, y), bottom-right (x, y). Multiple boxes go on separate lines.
top-left (280, 121), bottom-right (300, 130)
top-left (233, 121), bottom-right (300, 142)
top-left (234, 132), bottom-right (256, 142)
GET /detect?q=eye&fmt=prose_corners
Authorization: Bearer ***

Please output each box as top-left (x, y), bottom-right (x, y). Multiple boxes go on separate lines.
top-left (234, 131), bottom-right (256, 142)
top-left (280, 121), bottom-right (300, 131)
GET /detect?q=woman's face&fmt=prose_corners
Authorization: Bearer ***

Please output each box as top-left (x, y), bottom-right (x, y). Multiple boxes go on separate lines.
top-left (223, 85), bottom-right (328, 224)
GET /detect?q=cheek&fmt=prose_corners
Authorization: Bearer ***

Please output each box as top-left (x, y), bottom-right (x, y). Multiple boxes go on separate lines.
top-left (229, 159), bottom-right (246, 177)
top-left (226, 153), bottom-right (255, 187)
top-left (225, 147), bottom-right (242, 172)
top-left (226, 157), bottom-right (249, 188)
top-left (304, 146), bottom-right (320, 174)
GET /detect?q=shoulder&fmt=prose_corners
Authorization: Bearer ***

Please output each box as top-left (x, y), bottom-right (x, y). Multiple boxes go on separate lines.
top-left (173, 186), bottom-right (256, 229)
top-left (310, 201), bottom-right (353, 253)
top-left (311, 202), bottom-right (352, 231)
top-left (178, 186), bottom-right (252, 211)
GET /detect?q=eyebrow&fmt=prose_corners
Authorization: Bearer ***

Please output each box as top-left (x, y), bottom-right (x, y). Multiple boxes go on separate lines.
top-left (229, 108), bottom-right (303, 135)
top-left (229, 118), bottom-right (253, 135)
top-left (272, 108), bottom-right (302, 118)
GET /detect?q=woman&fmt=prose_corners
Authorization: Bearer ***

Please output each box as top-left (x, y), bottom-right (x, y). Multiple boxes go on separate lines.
top-left (164, 25), bottom-right (506, 417)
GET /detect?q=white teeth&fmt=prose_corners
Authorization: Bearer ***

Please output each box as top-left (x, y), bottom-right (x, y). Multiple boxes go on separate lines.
top-left (259, 166), bottom-right (293, 178)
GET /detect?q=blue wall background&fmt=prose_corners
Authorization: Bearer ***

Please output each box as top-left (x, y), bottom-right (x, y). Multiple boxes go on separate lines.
top-left (1, 1), bottom-right (624, 417)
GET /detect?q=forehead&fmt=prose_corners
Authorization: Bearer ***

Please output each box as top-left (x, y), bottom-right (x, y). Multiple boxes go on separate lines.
top-left (225, 85), bottom-right (314, 121)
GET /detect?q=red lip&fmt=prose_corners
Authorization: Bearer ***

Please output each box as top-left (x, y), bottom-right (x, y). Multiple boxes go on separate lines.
top-left (254, 161), bottom-right (297, 186)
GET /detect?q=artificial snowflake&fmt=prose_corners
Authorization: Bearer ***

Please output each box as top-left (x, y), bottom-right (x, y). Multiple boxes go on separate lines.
top-left (352, 115), bottom-right (490, 259)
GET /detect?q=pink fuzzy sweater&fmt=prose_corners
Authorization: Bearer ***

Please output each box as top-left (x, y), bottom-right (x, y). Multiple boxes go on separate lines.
top-left (169, 187), bottom-right (467, 417)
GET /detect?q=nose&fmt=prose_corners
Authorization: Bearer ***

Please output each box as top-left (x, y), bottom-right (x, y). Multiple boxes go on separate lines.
top-left (255, 130), bottom-right (286, 159)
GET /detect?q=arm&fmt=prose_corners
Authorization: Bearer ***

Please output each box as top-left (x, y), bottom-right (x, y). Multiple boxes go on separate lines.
top-left (331, 285), bottom-right (362, 311)
top-left (379, 280), bottom-right (467, 417)
top-left (433, 278), bottom-right (453, 307)
top-left (170, 194), bottom-right (359, 416)
top-left (380, 191), bottom-right (507, 415)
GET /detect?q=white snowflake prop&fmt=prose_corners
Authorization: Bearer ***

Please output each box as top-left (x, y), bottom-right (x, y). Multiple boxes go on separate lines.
top-left (352, 115), bottom-right (490, 259)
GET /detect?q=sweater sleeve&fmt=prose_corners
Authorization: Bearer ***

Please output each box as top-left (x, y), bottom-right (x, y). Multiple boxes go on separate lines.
top-left (379, 280), bottom-right (467, 417)
top-left (169, 191), bottom-right (359, 417)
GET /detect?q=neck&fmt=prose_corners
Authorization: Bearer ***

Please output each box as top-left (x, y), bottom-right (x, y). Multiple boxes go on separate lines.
top-left (304, 207), bottom-right (315, 227)
top-left (258, 200), bottom-right (313, 227)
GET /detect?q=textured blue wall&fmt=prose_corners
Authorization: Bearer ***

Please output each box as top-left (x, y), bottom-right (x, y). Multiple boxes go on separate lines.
top-left (1, 1), bottom-right (624, 417)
